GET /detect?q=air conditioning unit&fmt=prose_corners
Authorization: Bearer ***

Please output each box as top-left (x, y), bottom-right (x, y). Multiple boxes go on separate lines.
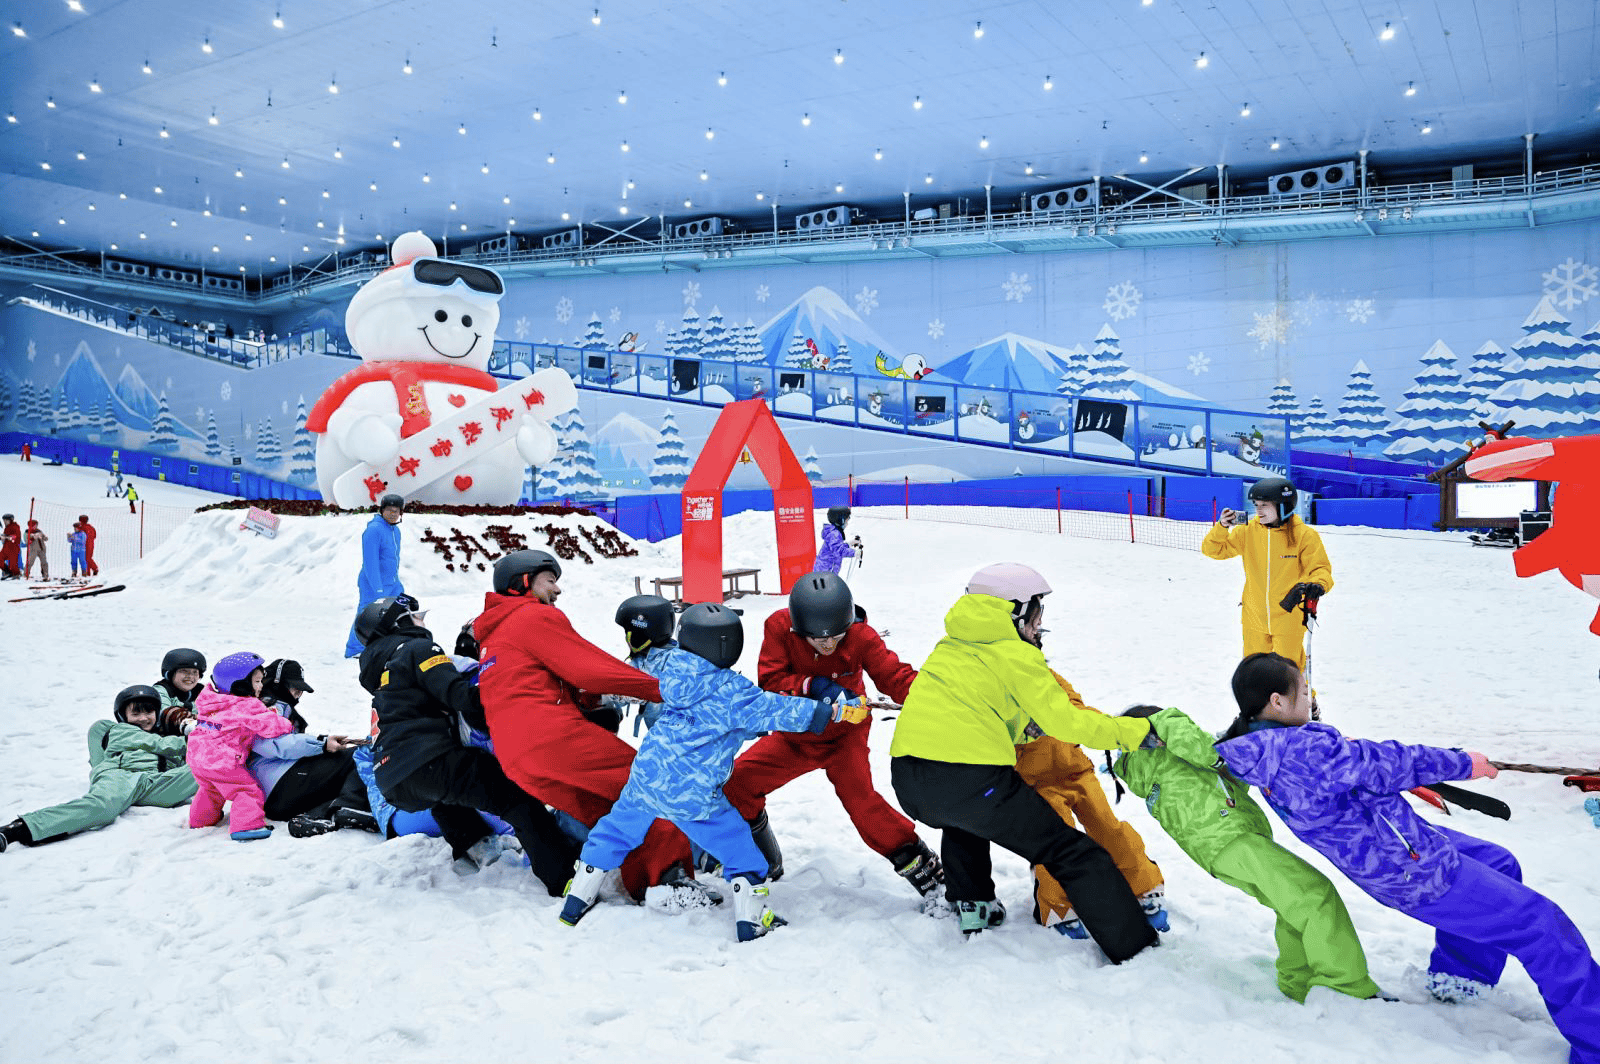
top-left (673, 217), bottom-right (727, 240)
top-left (1268, 162), bottom-right (1356, 196)
top-left (794, 205), bottom-right (852, 231)
top-left (541, 228), bottom-right (581, 250)
top-left (1174, 182), bottom-right (1210, 204)
top-left (1029, 184), bottom-right (1099, 213)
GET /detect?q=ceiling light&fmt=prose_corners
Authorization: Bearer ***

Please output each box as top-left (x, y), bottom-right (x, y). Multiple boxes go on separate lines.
top-left (1403, 206), bottom-right (1413, 220)
top-left (1195, 52), bottom-right (1208, 68)
top-left (874, 148), bottom-right (883, 160)
top-left (699, 169), bottom-right (708, 181)
top-left (169, 219), bottom-right (178, 226)
top-left (1270, 138), bottom-right (1281, 149)
top-left (328, 77), bottom-right (339, 94)
top-left (76, 151), bottom-right (85, 159)
top-left (1380, 21), bottom-right (1395, 41)
top-left (834, 48), bottom-right (844, 64)
top-left (620, 140), bottom-right (629, 151)
top-left (449, 201), bottom-right (457, 210)
top-left (211, 245), bottom-right (220, 253)
top-left (40, 161), bottom-right (51, 170)
top-left (620, 206), bottom-right (629, 215)
top-left (480, 162), bottom-right (490, 173)
top-left (139, 232), bottom-right (146, 239)
top-left (1353, 209), bottom-right (1364, 222)
top-left (1024, 163), bottom-right (1033, 175)
top-left (531, 107), bottom-right (541, 120)
top-left (1421, 121), bottom-right (1433, 134)
top-left (835, 183), bottom-right (844, 193)
top-left (546, 152), bottom-right (555, 163)
top-left (281, 156), bottom-right (290, 168)
top-left (89, 78), bottom-right (101, 93)
top-left (422, 172), bottom-right (430, 182)
top-left (6, 114), bottom-right (15, 123)
top-left (316, 220), bottom-right (325, 228)
top-left (1240, 103), bottom-right (1251, 116)
top-left (507, 219), bottom-right (515, 226)
top-left (684, 199), bottom-right (692, 208)
top-left (717, 71), bottom-right (727, 86)
top-left (561, 211), bottom-right (570, 220)
top-left (269, 255), bottom-right (276, 262)
top-left (392, 135), bottom-right (401, 147)
top-left (402, 55), bottom-right (413, 74)
top-left (303, 245), bottom-right (310, 252)
top-left (801, 112), bottom-right (811, 125)
top-left (87, 203), bottom-right (95, 210)
top-left (626, 179), bottom-right (635, 189)
top-left (240, 204), bottom-right (248, 211)
top-left (12, 21), bottom-right (26, 37)
top-left (705, 127), bottom-right (714, 139)
top-left (46, 96), bottom-right (56, 108)
top-left (201, 36), bottom-right (212, 53)
top-left (202, 209), bottom-right (211, 216)
top-left (1139, 151), bottom-right (1148, 162)
top-left (152, 184), bottom-right (162, 193)
top-left (278, 196), bottom-right (286, 204)
top-left (109, 243), bottom-right (117, 250)
top-left (235, 167), bottom-right (244, 177)
top-left (1405, 81), bottom-right (1416, 96)
top-left (369, 181), bottom-right (377, 190)
top-left (1142, 0), bottom-right (1153, 5)
top-left (973, 20), bottom-right (984, 38)
top-left (58, 218), bottom-right (66, 225)
top-left (1043, 74), bottom-right (1054, 90)
top-left (119, 192), bottom-right (126, 198)
top-left (322, 189), bottom-right (330, 198)
top-left (272, 10), bottom-right (283, 28)
top-left (924, 173), bottom-right (933, 184)
top-left (913, 95), bottom-right (923, 110)
top-left (158, 124), bottom-right (168, 137)
top-left (68, 0), bottom-right (85, 10)
top-left (209, 109), bottom-right (218, 125)
top-left (591, 8), bottom-right (601, 24)
top-left (756, 192), bottom-right (764, 201)
top-left (333, 145), bottom-right (342, 158)
top-left (142, 59), bottom-right (151, 74)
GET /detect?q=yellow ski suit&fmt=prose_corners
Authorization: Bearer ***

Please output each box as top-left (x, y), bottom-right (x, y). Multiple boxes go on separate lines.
top-left (1201, 516), bottom-right (1333, 670)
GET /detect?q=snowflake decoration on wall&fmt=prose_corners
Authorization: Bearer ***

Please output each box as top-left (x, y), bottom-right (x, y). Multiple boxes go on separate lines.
top-left (755, 284), bottom-right (771, 303)
top-left (1294, 291), bottom-right (1330, 324)
top-left (1102, 281), bottom-right (1142, 321)
top-left (194, 406), bottom-right (205, 421)
top-left (1187, 352), bottom-right (1211, 376)
top-left (1001, 272), bottom-right (1033, 303)
top-left (53, 352), bottom-right (61, 366)
top-left (244, 423), bottom-right (254, 441)
top-left (513, 315), bottom-right (530, 340)
top-left (682, 281), bottom-right (701, 307)
top-left (854, 286), bottom-right (879, 316)
top-left (220, 380), bottom-right (232, 401)
top-left (608, 307), bottom-right (622, 324)
top-left (1542, 257), bottom-right (1599, 312)
top-left (281, 400), bottom-right (288, 415)
top-left (554, 297), bottom-right (574, 324)
top-left (26, 340), bottom-right (36, 361)
top-left (928, 319), bottom-right (946, 339)
top-left (165, 378), bottom-right (173, 391)
top-left (655, 319), bottom-right (667, 335)
top-left (1248, 308), bottom-right (1292, 349)
top-left (1345, 299), bottom-right (1376, 324)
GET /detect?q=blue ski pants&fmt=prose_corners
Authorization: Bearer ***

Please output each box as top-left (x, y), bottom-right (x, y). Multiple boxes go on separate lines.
top-left (1409, 826), bottom-right (1600, 1064)
top-left (581, 787), bottom-right (768, 882)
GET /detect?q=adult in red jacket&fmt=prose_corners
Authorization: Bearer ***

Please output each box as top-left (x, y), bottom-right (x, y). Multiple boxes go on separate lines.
top-left (726, 571), bottom-right (943, 899)
top-left (0, 514), bottom-right (19, 580)
top-left (474, 549), bottom-right (690, 900)
top-left (78, 515), bottom-right (99, 576)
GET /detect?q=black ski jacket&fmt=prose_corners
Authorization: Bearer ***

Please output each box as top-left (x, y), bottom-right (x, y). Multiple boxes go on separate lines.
top-left (361, 625), bottom-right (485, 791)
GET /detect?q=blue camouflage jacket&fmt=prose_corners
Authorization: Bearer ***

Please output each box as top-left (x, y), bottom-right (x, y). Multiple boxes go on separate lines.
top-left (624, 644), bottom-right (827, 820)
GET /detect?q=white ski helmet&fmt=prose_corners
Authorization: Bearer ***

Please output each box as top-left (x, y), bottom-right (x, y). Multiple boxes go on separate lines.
top-left (966, 562), bottom-right (1051, 620)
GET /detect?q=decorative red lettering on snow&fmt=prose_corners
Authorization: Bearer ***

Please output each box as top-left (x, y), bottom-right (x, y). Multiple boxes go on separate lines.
top-left (461, 421), bottom-right (484, 445)
top-left (429, 439), bottom-right (453, 459)
top-left (363, 474), bottom-right (388, 501)
top-left (523, 389), bottom-right (545, 409)
top-left (396, 456), bottom-right (421, 478)
top-left (490, 405), bottom-right (515, 429)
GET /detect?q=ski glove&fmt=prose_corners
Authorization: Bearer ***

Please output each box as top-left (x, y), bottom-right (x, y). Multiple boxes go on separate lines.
top-left (807, 677), bottom-right (852, 704)
top-left (829, 696), bottom-right (870, 725)
top-left (1279, 582), bottom-right (1326, 612)
top-left (1467, 751), bottom-right (1499, 780)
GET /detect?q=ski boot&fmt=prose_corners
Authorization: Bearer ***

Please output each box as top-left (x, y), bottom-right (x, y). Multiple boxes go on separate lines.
top-left (889, 838), bottom-right (944, 899)
top-left (956, 899), bottom-right (1006, 936)
top-left (287, 814), bottom-right (336, 838)
top-left (0, 818), bottom-right (31, 853)
top-left (1139, 888), bottom-right (1170, 932)
top-left (1053, 909), bottom-right (1091, 940)
top-left (333, 807), bottom-right (381, 834)
top-left (748, 811), bottom-right (784, 882)
top-left (559, 863), bottom-right (609, 926)
top-left (231, 826), bottom-right (274, 842)
top-left (1427, 972), bottom-right (1492, 1004)
top-left (731, 876), bottom-right (786, 942)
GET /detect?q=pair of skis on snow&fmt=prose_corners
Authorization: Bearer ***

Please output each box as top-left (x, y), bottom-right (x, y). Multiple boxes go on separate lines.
top-left (9, 582), bottom-right (126, 603)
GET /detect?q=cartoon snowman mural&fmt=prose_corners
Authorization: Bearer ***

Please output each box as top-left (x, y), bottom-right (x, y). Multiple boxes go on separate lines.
top-left (1016, 409), bottom-right (1036, 440)
top-left (307, 232), bottom-right (573, 506)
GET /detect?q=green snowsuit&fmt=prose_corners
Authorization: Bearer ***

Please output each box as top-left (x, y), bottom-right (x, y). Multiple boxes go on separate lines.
top-left (1114, 708), bottom-right (1378, 1003)
top-left (21, 720), bottom-right (197, 842)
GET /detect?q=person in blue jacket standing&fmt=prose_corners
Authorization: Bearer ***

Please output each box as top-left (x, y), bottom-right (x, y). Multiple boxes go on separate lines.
top-left (345, 493), bottom-right (406, 657)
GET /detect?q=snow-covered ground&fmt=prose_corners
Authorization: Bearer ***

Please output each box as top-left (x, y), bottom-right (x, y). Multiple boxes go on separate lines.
top-left (1, 460), bottom-right (1596, 1064)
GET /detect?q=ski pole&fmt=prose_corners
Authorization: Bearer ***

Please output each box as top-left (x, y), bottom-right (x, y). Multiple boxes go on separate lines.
top-left (1301, 601), bottom-right (1319, 721)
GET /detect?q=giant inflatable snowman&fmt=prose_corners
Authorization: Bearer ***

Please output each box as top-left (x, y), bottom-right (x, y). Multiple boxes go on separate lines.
top-left (307, 232), bottom-right (570, 507)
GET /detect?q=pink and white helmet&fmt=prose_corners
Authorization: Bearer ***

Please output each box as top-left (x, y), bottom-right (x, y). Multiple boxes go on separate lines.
top-left (966, 563), bottom-right (1051, 618)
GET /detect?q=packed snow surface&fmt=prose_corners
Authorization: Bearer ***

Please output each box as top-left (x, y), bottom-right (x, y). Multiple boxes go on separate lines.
top-left (1, 460), bottom-right (1595, 1064)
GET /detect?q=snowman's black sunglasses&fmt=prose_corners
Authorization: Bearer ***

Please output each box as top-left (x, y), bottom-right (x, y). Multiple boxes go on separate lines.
top-left (412, 257), bottom-right (504, 296)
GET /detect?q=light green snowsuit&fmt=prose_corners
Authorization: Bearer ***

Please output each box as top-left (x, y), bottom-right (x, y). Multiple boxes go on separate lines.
top-left (1114, 708), bottom-right (1379, 1003)
top-left (21, 720), bottom-right (197, 841)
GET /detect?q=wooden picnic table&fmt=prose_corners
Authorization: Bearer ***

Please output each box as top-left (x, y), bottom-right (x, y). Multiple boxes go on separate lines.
top-left (636, 567), bottom-right (762, 605)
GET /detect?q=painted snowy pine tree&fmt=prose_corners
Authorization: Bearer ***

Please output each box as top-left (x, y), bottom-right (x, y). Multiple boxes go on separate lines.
top-left (669, 305), bottom-right (703, 359)
top-left (0, 376), bottom-right (11, 424)
top-left (1384, 340), bottom-right (1482, 463)
top-left (785, 331), bottom-right (812, 369)
top-left (701, 306), bottom-right (731, 361)
top-left (254, 416), bottom-right (283, 465)
top-left (204, 412), bottom-right (222, 458)
top-left (1301, 396), bottom-right (1336, 438)
top-left (649, 409), bottom-right (690, 489)
top-left (1485, 296), bottom-right (1600, 435)
top-left (1461, 341), bottom-right (1516, 418)
top-left (97, 398), bottom-right (117, 442)
top-left (802, 445), bottom-right (823, 485)
top-left (1079, 325), bottom-right (1141, 400)
top-left (54, 388), bottom-right (70, 431)
top-left (1267, 379), bottom-right (1306, 434)
top-left (1327, 360), bottom-right (1390, 449)
top-left (556, 406), bottom-right (607, 498)
top-left (288, 398), bottom-right (315, 484)
top-left (1055, 343), bottom-right (1092, 395)
top-left (737, 320), bottom-right (765, 363)
top-left (147, 393), bottom-right (181, 451)
top-left (580, 314), bottom-right (607, 350)
top-left (831, 339), bottom-right (855, 374)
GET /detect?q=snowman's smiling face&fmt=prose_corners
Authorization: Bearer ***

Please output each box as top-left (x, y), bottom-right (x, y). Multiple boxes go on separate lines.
top-left (420, 303), bottom-right (483, 360)
top-left (348, 290), bottom-right (500, 371)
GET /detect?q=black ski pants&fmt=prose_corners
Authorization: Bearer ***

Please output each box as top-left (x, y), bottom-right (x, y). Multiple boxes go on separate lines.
top-left (384, 746), bottom-right (580, 897)
top-left (263, 750), bottom-right (370, 822)
top-left (891, 755), bottom-right (1157, 964)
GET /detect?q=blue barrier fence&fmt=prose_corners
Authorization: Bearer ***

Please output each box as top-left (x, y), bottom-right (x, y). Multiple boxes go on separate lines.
top-left (2, 432), bottom-right (322, 501)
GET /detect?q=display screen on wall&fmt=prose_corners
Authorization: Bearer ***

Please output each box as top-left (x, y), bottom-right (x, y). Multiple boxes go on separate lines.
top-left (914, 395), bottom-right (946, 415)
top-left (586, 354), bottom-right (606, 370)
top-left (671, 359), bottom-right (700, 393)
top-left (779, 372), bottom-right (805, 391)
top-left (1075, 399), bottom-right (1127, 441)
top-left (1454, 480), bottom-right (1539, 519)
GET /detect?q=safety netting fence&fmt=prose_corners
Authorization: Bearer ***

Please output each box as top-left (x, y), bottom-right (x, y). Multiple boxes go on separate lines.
top-left (17, 499), bottom-right (198, 576)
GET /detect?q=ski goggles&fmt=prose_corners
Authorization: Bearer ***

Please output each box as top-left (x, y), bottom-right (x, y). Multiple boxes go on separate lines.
top-left (412, 257), bottom-right (504, 296)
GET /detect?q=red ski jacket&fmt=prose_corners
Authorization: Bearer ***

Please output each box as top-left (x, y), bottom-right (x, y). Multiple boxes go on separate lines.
top-left (474, 592), bottom-right (662, 734)
top-left (758, 607), bottom-right (918, 705)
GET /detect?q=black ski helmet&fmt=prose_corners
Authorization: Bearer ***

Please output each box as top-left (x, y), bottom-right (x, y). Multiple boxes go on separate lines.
top-left (615, 594), bottom-right (676, 655)
top-left (1247, 476), bottom-right (1298, 523)
top-left (160, 647), bottom-right (207, 682)
top-left (355, 594), bottom-right (422, 645)
top-left (493, 549), bottom-right (562, 595)
top-left (789, 571), bottom-right (854, 639)
top-left (113, 684), bottom-right (162, 723)
top-left (826, 506), bottom-right (851, 530)
top-left (677, 602), bottom-right (744, 669)
top-left (378, 493), bottom-right (405, 512)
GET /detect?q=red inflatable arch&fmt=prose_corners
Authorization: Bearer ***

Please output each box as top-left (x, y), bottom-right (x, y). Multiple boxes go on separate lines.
top-left (681, 399), bottom-right (816, 604)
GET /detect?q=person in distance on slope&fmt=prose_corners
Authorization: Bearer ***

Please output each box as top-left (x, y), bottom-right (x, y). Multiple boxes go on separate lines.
top-left (889, 563), bottom-right (1158, 961)
top-left (0, 685), bottom-right (198, 854)
top-left (358, 595), bottom-right (577, 889)
top-left (23, 519), bottom-right (48, 580)
top-left (186, 653), bottom-right (295, 841)
top-left (723, 571), bottom-right (942, 900)
top-left (153, 647), bottom-right (207, 736)
top-left (1112, 703), bottom-right (1382, 1003)
top-left (561, 599), bottom-right (864, 940)
top-left (345, 493), bottom-right (407, 658)
top-left (814, 507), bottom-right (857, 575)
top-left (1202, 477), bottom-right (1330, 671)
top-left (78, 514), bottom-right (99, 576)
top-left (67, 522), bottom-right (88, 578)
top-left (1216, 653), bottom-right (1600, 1063)
top-left (474, 550), bottom-right (707, 902)
top-left (0, 513), bottom-right (20, 579)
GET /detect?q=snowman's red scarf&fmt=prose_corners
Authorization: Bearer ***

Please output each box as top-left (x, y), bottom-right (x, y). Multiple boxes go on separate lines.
top-left (306, 361), bottom-right (498, 439)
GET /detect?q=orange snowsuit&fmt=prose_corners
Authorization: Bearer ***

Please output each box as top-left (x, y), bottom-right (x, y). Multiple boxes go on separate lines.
top-left (1016, 672), bottom-right (1164, 925)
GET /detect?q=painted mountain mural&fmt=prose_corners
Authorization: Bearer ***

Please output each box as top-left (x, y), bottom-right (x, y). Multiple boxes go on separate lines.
top-left (115, 363), bottom-right (161, 426)
top-left (56, 342), bottom-right (201, 440)
top-left (932, 328), bottom-right (1208, 405)
top-left (759, 286), bottom-right (905, 368)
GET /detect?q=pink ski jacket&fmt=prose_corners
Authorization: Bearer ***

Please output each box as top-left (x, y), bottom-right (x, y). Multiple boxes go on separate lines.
top-left (187, 687), bottom-right (294, 776)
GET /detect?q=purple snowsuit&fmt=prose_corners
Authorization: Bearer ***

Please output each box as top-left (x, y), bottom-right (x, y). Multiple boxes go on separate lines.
top-left (815, 522), bottom-right (855, 574)
top-left (1220, 722), bottom-right (1600, 1064)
